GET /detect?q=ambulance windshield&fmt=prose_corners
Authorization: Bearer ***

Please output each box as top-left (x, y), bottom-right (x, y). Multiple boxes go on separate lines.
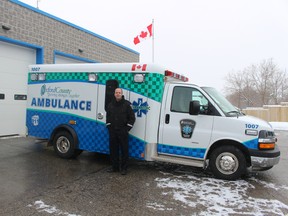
top-left (202, 87), bottom-right (243, 117)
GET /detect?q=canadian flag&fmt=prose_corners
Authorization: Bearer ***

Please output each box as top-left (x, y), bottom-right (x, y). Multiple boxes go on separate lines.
top-left (133, 24), bottom-right (153, 45)
top-left (131, 64), bottom-right (147, 71)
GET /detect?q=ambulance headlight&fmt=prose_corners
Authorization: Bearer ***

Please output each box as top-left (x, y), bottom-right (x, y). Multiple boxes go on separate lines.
top-left (88, 73), bottom-right (98, 82)
top-left (38, 73), bottom-right (46, 81)
top-left (134, 74), bottom-right (145, 83)
top-left (258, 130), bottom-right (276, 150)
top-left (30, 73), bottom-right (38, 81)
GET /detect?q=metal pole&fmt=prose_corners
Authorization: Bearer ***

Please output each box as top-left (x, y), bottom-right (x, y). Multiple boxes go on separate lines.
top-left (152, 19), bottom-right (154, 63)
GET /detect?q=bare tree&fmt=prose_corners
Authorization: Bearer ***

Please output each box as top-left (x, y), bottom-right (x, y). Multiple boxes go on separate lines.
top-left (224, 59), bottom-right (288, 108)
top-left (251, 59), bottom-right (276, 105)
top-left (270, 69), bottom-right (288, 104)
top-left (225, 70), bottom-right (245, 107)
top-left (225, 68), bottom-right (256, 108)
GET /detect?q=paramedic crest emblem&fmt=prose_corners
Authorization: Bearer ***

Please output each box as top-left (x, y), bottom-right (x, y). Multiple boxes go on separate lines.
top-left (32, 115), bottom-right (39, 126)
top-left (180, 119), bottom-right (196, 138)
top-left (132, 98), bottom-right (150, 117)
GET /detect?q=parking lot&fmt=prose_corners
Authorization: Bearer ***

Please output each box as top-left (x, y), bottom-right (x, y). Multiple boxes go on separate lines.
top-left (0, 131), bottom-right (287, 216)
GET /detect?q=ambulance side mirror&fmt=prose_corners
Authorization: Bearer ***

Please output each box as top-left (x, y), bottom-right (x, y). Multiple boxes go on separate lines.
top-left (189, 101), bottom-right (200, 115)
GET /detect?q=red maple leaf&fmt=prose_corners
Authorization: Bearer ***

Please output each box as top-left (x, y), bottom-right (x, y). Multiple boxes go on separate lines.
top-left (133, 36), bottom-right (140, 45)
top-left (139, 31), bottom-right (148, 39)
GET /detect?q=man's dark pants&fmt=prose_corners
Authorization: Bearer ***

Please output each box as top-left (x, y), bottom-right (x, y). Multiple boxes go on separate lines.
top-left (108, 128), bottom-right (129, 171)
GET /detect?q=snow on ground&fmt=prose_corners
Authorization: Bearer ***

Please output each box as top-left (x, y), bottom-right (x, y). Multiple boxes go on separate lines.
top-left (152, 173), bottom-right (288, 216)
top-left (270, 122), bottom-right (288, 131)
top-left (12, 122), bottom-right (288, 215)
top-left (27, 200), bottom-right (80, 216)
top-left (148, 121), bottom-right (288, 215)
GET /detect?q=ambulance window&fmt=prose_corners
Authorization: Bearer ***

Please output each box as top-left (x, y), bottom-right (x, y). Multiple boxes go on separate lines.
top-left (171, 87), bottom-right (192, 113)
top-left (0, 93), bottom-right (4, 100)
top-left (171, 87), bottom-right (209, 113)
top-left (105, 80), bottom-right (119, 111)
top-left (192, 91), bottom-right (208, 108)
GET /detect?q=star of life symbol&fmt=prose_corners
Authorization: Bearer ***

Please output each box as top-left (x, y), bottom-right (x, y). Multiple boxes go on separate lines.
top-left (182, 125), bottom-right (192, 135)
top-left (31, 115), bottom-right (39, 126)
top-left (132, 98), bottom-right (150, 117)
top-left (180, 119), bottom-right (195, 138)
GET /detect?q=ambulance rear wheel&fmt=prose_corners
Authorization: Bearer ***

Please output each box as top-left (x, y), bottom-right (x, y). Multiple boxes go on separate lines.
top-left (53, 131), bottom-right (82, 159)
top-left (209, 146), bottom-right (246, 180)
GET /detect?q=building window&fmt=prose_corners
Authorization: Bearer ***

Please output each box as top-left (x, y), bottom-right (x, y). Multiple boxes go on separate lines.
top-left (14, 94), bottom-right (27, 100)
top-left (0, 93), bottom-right (4, 100)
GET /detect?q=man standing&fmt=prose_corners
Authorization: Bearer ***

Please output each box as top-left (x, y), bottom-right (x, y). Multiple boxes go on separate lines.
top-left (106, 88), bottom-right (136, 175)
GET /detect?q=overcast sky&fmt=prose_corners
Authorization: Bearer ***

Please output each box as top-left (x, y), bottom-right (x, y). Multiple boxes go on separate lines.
top-left (20, 0), bottom-right (288, 92)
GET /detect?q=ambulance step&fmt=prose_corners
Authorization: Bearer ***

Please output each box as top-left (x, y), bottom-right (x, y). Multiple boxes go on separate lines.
top-left (151, 154), bottom-right (204, 168)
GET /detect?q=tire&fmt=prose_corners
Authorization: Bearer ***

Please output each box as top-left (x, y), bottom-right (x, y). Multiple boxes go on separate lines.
top-left (209, 146), bottom-right (247, 180)
top-left (53, 131), bottom-right (82, 159)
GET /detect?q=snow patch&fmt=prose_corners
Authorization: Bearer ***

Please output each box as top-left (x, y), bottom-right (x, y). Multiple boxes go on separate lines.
top-left (152, 174), bottom-right (288, 216)
top-left (270, 122), bottom-right (288, 131)
top-left (250, 177), bottom-right (288, 191)
top-left (28, 200), bottom-right (80, 216)
top-left (146, 202), bottom-right (173, 211)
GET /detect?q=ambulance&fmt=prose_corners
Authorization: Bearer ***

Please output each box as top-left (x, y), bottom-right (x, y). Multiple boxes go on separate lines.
top-left (26, 63), bottom-right (280, 180)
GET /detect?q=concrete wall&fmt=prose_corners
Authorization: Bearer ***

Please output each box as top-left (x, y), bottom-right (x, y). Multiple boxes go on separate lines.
top-left (242, 102), bottom-right (288, 122)
top-left (0, 0), bottom-right (139, 63)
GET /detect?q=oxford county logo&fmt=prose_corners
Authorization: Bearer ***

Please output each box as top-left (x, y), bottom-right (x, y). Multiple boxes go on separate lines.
top-left (40, 84), bottom-right (46, 96)
top-left (180, 119), bottom-right (196, 138)
top-left (132, 98), bottom-right (150, 117)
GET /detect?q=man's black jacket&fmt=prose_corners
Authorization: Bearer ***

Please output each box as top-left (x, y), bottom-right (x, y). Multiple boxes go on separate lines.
top-left (106, 96), bottom-right (135, 131)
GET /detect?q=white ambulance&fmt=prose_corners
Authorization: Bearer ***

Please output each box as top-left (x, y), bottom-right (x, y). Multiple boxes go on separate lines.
top-left (26, 63), bottom-right (280, 180)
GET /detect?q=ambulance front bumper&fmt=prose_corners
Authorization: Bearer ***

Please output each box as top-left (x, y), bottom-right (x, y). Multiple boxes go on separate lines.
top-left (249, 145), bottom-right (281, 170)
top-left (251, 156), bottom-right (280, 169)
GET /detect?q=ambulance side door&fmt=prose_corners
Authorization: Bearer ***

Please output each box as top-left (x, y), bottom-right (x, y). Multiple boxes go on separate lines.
top-left (158, 84), bottom-right (214, 159)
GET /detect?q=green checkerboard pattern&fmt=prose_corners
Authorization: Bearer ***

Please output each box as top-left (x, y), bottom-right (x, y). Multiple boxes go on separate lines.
top-left (98, 72), bottom-right (164, 102)
top-left (28, 72), bottom-right (165, 102)
top-left (46, 72), bottom-right (87, 81)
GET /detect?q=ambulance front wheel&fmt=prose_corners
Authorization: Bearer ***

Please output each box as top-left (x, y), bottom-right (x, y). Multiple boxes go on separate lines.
top-left (209, 146), bottom-right (247, 180)
top-left (53, 131), bottom-right (82, 159)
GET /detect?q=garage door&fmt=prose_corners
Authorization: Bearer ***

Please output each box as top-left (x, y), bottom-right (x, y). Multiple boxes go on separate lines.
top-left (0, 41), bottom-right (36, 136)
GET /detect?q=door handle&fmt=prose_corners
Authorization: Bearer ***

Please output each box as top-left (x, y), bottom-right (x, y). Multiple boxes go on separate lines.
top-left (165, 114), bottom-right (170, 124)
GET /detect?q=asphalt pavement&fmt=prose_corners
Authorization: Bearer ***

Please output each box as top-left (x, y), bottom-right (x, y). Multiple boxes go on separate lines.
top-left (0, 131), bottom-right (287, 216)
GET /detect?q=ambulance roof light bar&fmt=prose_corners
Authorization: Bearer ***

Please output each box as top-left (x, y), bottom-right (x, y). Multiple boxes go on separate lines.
top-left (165, 70), bottom-right (189, 82)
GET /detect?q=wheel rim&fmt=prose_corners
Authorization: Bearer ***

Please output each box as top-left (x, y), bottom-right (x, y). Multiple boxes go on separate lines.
top-left (215, 152), bottom-right (239, 175)
top-left (56, 136), bottom-right (70, 154)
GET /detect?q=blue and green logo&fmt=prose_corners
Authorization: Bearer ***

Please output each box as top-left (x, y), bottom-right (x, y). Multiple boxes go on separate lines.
top-left (132, 98), bottom-right (150, 117)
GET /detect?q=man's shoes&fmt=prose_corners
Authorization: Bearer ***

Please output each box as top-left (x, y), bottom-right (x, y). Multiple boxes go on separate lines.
top-left (106, 167), bottom-right (119, 173)
top-left (107, 166), bottom-right (127, 175)
top-left (120, 169), bottom-right (127, 175)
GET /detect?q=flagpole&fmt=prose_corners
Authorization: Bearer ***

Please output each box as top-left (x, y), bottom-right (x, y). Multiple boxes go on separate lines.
top-left (152, 19), bottom-right (154, 63)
